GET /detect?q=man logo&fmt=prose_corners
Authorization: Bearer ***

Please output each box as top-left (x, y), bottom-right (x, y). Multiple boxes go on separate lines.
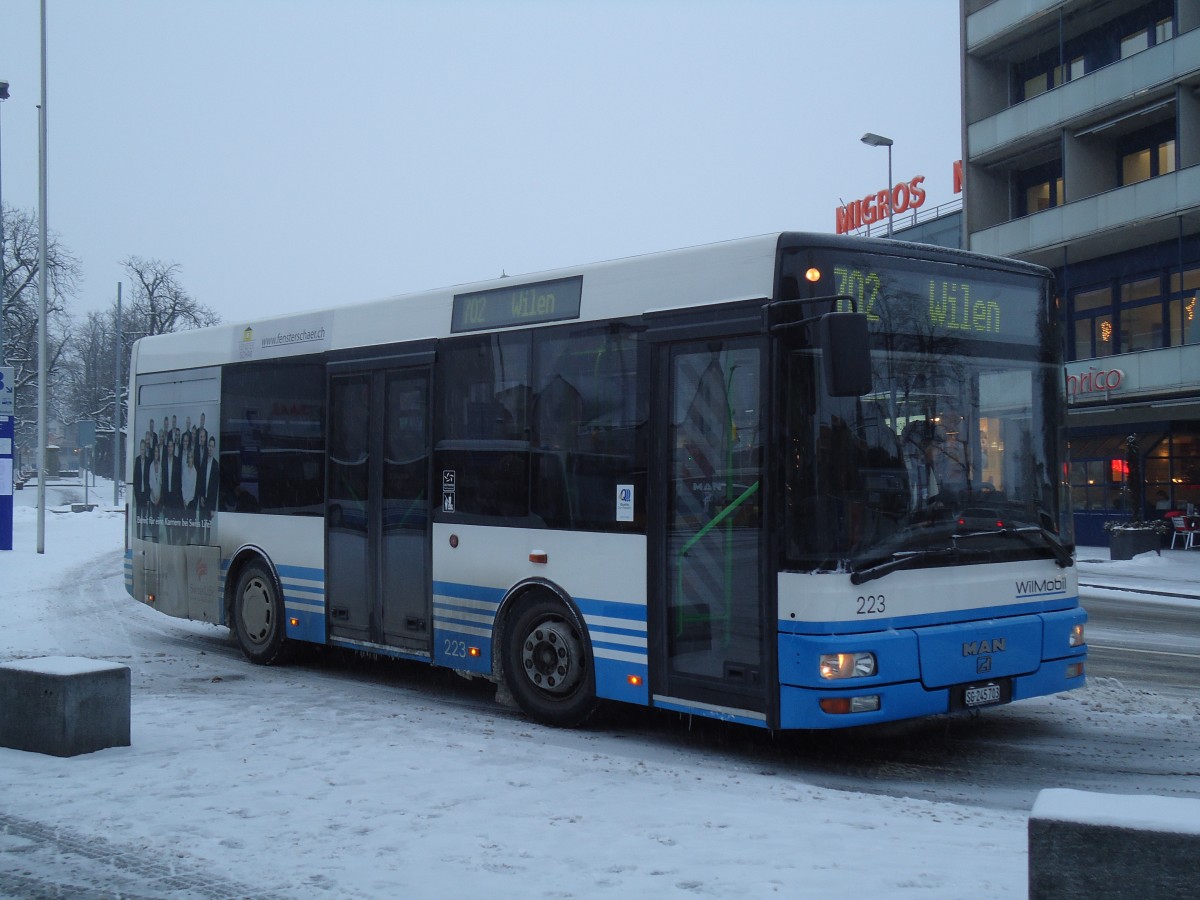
top-left (962, 638), bottom-right (1006, 656)
top-left (977, 656), bottom-right (993, 674)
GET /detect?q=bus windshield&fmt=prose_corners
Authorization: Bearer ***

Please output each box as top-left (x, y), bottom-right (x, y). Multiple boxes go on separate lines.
top-left (781, 251), bottom-right (1071, 575)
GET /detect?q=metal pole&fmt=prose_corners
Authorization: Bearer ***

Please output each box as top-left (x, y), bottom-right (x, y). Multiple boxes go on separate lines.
top-left (0, 81), bottom-right (8, 366)
top-left (113, 282), bottom-right (121, 506)
top-left (886, 144), bottom-right (894, 239)
top-left (36, 0), bottom-right (48, 553)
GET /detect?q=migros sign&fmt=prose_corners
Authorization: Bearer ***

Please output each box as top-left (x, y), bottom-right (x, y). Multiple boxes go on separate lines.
top-left (835, 161), bottom-right (963, 235)
top-left (836, 176), bottom-right (927, 234)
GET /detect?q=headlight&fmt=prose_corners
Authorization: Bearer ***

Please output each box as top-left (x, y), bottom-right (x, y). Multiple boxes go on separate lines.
top-left (820, 651), bottom-right (876, 680)
top-left (1070, 623), bottom-right (1086, 647)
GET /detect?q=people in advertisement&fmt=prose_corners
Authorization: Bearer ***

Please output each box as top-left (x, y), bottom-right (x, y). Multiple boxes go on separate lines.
top-left (133, 404), bottom-right (217, 545)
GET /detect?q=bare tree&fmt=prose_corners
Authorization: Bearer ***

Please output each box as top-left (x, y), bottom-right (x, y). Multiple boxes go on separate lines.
top-left (56, 258), bottom-right (220, 478)
top-left (1, 204), bottom-right (82, 467)
top-left (122, 256), bottom-right (218, 337)
top-left (59, 309), bottom-right (121, 475)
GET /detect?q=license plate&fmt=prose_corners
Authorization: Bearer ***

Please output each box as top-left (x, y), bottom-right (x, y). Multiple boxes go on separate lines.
top-left (964, 683), bottom-right (1002, 707)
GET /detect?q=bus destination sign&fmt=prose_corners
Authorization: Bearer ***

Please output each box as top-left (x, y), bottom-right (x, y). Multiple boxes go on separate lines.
top-left (820, 259), bottom-right (1042, 345)
top-left (451, 275), bottom-right (583, 333)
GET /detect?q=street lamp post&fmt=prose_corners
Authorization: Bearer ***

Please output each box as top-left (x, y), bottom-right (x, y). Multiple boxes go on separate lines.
top-left (0, 81), bottom-right (9, 552)
top-left (0, 79), bottom-right (9, 364)
top-left (113, 282), bottom-right (122, 506)
top-left (861, 132), bottom-right (894, 238)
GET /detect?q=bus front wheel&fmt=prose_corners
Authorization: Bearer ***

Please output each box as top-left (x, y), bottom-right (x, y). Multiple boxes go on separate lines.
top-left (233, 561), bottom-right (293, 665)
top-left (503, 595), bottom-right (597, 728)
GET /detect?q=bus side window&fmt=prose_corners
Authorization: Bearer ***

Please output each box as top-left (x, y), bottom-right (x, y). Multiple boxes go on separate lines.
top-left (435, 333), bottom-right (531, 519)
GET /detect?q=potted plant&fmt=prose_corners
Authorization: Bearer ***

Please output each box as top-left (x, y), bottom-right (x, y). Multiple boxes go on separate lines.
top-left (1104, 518), bottom-right (1169, 560)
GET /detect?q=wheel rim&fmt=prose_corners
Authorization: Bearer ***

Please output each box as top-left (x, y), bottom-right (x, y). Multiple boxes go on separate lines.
top-left (519, 618), bottom-right (583, 696)
top-left (240, 576), bottom-right (274, 646)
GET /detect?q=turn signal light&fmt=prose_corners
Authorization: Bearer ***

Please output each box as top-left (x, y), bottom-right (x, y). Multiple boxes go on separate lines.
top-left (289, 617), bottom-right (299, 627)
top-left (468, 646), bottom-right (481, 658)
top-left (627, 674), bottom-right (643, 687)
top-left (1066, 661), bottom-right (1084, 679)
top-left (819, 695), bottom-right (881, 714)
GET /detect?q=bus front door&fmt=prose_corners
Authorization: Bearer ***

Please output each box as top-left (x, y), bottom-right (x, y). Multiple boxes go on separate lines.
top-left (651, 337), bottom-right (770, 725)
top-left (327, 364), bottom-right (432, 654)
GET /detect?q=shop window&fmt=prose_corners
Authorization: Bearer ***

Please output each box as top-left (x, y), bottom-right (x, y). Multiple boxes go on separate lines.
top-left (1119, 126), bottom-right (1176, 187)
top-left (1017, 162), bottom-right (1063, 216)
top-left (1073, 313), bottom-right (1114, 359)
top-left (1120, 29), bottom-right (1149, 58)
top-left (1068, 433), bottom-right (1161, 514)
top-left (1167, 268), bottom-right (1199, 347)
top-left (1118, 276), bottom-right (1164, 352)
top-left (1071, 286), bottom-right (1115, 361)
top-left (1059, 56), bottom-right (1086, 83)
top-left (1024, 72), bottom-right (1050, 100)
top-left (1158, 140), bottom-right (1176, 175)
top-left (1024, 178), bottom-right (1063, 213)
top-left (1074, 286), bottom-right (1111, 312)
top-left (1170, 295), bottom-right (1198, 346)
top-left (1121, 276), bottom-right (1161, 304)
top-left (1142, 431), bottom-right (1200, 516)
top-left (1019, 53), bottom-right (1085, 103)
top-left (1122, 149), bottom-right (1152, 185)
top-left (1119, 303), bottom-right (1164, 352)
top-left (1168, 267), bottom-right (1200, 294)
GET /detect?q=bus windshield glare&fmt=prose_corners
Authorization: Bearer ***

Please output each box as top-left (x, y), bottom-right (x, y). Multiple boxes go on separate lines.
top-left (782, 251), bottom-right (1071, 575)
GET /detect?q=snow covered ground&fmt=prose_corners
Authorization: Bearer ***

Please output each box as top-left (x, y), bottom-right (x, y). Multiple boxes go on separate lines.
top-left (1, 478), bottom-right (1197, 898)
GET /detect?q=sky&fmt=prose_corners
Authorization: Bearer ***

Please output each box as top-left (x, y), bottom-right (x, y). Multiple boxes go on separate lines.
top-left (0, 1), bottom-right (964, 325)
top-left (3, 482), bottom-right (1200, 896)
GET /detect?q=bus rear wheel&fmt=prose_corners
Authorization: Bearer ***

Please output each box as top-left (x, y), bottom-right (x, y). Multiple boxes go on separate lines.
top-left (233, 561), bottom-right (293, 665)
top-left (503, 595), bottom-right (597, 728)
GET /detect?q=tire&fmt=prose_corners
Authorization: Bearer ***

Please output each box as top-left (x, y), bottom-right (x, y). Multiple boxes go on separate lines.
top-left (232, 561), bottom-right (293, 665)
top-left (503, 594), bottom-right (598, 728)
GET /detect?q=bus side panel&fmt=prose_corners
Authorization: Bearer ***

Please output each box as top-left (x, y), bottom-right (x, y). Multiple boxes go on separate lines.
top-left (431, 523), bottom-right (649, 705)
top-left (218, 512), bottom-right (326, 643)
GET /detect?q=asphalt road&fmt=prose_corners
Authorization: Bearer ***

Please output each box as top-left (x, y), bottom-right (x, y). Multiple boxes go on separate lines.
top-left (1081, 591), bottom-right (1200, 699)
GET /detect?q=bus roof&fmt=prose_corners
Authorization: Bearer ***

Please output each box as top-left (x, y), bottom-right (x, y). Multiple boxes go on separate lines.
top-left (132, 231), bottom-right (1049, 374)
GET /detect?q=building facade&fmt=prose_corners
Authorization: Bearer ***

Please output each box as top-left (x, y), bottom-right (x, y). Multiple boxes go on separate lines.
top-left (961, 0), bottom-right (1200, 544)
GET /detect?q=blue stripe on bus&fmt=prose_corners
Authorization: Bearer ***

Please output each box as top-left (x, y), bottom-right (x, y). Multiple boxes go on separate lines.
top-left (277, 563), bottom-right (326, 581)
top-left (432, 580), bottom-right (506, 604)
top-left (575, 595), bottom-right (647, 626)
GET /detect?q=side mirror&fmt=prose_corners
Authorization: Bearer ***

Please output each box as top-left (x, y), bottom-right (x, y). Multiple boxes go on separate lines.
top-left (819, 312), bottom-right (873, 397)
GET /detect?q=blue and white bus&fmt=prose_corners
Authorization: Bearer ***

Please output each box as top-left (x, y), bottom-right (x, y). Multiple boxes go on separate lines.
top-left (124, 232), bottom-right (1086, 729)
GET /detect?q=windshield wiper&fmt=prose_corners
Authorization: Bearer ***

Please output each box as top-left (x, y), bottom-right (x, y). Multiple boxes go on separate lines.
top-left (849, 546), bottom-right (990, 585)
top-left (952, 525), bottom-right (1074, 568)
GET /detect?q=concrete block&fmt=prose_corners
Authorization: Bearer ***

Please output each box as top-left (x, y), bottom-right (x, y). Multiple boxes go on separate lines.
top-left (0, 656), bottom-right (131, 757)
top-left (1030, 788), bottom-right (1200, 900)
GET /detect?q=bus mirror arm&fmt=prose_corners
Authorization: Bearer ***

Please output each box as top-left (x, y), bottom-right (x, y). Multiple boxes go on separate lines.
top-left (763, 296), bottom-right (873, 398)
top-left (764, 293), bottom-right (858, 331)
